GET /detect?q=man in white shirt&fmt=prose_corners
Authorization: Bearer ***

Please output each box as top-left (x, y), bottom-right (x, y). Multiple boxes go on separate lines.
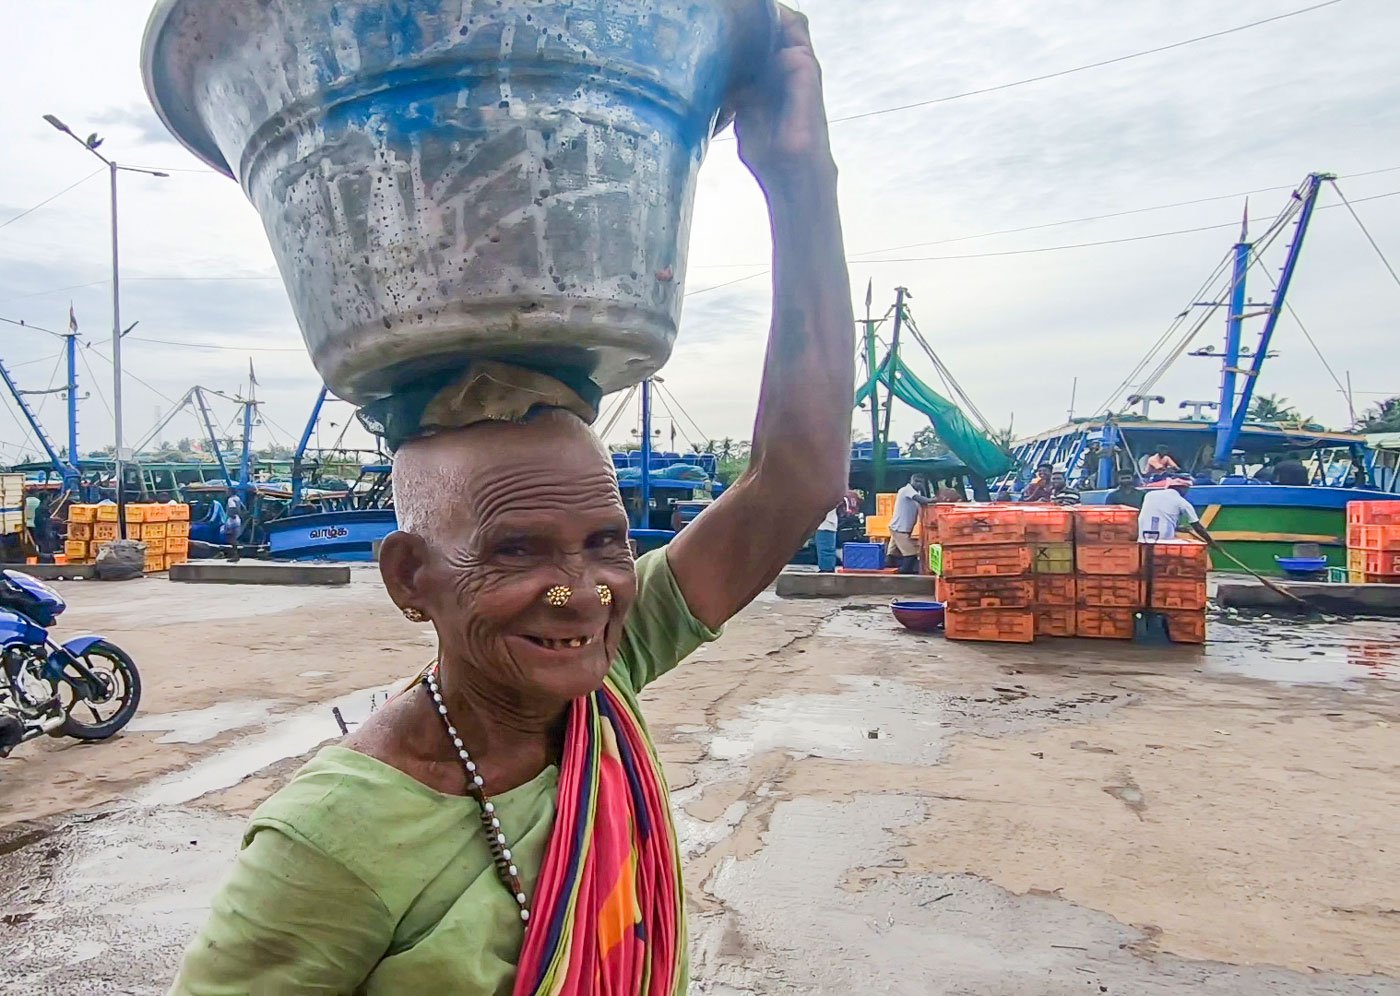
top-left (889, 473), bottom-right (934, 574)
top-left (1138, 478), bottom-right (1215, 544)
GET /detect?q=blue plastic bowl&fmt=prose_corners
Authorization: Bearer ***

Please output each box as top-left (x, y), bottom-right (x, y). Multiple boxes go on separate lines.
top-left (1274, 556), bottom-right (1329, 575)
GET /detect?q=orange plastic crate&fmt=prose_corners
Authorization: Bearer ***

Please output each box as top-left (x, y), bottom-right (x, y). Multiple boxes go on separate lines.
top-left (1349, 548), bottom-right (1400, 575)
top-left (937, 508), bottom-right (1027, 547)
top-left (1076, 543), bottom-right (1142, 576)
top-left (1035, 575), bottom-right (1077, 606)
top-left (1073, 506), bottom-right (1140, 544)
top-left (1159, 609), bottom-right (1207, 644)
top-left (1076, 607), bottom-right (1137, 640)
top-left (935, 576), bottom-right (950, 603)
top-left (1076, 576), bottom-right (1144, 607)
top-left (944, 577), bottom-right (1035, 609)
top-left (941, 543), bottom-right (1033, 578)
top-left (1348, 501), bottom-right (1400, 527)
top-left (945, 608), bottom-right (1036, 643)
top-left (1149, 577), bottom-right (1208, 610)
top-left (1145, 539), bottom-right (1210, 579)
top-left (1035, 606), bottom-right (1076, 637)
top-left (918, 505), bottom-right (940, 541)
top-left (1022, 507), bottom-right (1073, 543)
top-left (1348, 524), bottom-right (1400, 552)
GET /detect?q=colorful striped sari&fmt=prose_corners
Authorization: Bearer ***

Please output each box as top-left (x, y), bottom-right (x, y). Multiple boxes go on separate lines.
top-left (514, 676), bottom-right (683, 996)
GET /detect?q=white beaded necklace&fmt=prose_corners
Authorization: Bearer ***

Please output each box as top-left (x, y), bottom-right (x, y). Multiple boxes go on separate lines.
top-left (424, 665), bottom-right (530, 923)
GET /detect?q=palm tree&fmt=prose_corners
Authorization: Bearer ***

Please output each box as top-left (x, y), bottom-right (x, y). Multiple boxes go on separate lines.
top-left (1247, 393), bottom-right (1298, 423)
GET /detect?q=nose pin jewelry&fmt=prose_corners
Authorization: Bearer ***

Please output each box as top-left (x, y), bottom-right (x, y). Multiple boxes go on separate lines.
top-left (544, 585), bottom-right (573, 608)
top-left (596, 584), bottom-right (613, 607)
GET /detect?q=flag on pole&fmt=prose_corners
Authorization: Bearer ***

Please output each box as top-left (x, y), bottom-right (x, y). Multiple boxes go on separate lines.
top-left (68, 304), bottom-right (78, 333)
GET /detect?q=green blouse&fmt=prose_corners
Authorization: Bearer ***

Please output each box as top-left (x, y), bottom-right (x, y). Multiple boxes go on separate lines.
top-left (171, 550), bottom-right (718, 995)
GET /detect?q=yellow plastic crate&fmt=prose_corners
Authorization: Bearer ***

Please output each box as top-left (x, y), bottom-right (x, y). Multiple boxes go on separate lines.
top-left (64, 540), bottom-right (90, 561)
top-left (166, 537), bottom-right (189, 557)
top-left (69, 504), bottom-right (96, 523)
top-left (95, 503), bottom-right (119, 522)
top-left (69, 522), bottom-right (93, 541)
top-left (126, 523), bottom-right (143, 541)
top-left (164, 553), bottom-right (186, 570)
top-left (866, 513), bottom-right (891, 540)
top-left (144, 503), bottom-right (171, 523)
top-left (167, 520), bottom-right (190, 538)
top-left (168, 503), bottom-right (191, 522)
top-left (143, 554), bottom-right (164, 574)
top-left (93, 521), bottom-right (119, 542)
top-left (142, 521), bottom-right (168, 541)
top-left (123, 504), bottom-right (149, 523)
top-left (145, 536), bottom-right (168, 555)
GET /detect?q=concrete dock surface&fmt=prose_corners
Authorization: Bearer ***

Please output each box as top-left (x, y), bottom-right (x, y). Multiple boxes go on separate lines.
top-left (1, 569), bottom-right (1397, 994)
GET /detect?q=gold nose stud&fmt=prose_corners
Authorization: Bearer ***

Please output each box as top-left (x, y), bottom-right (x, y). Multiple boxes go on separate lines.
top-left (596, 584), bottom-right (613, 607)
top-left (544, 585), bottom-right (573, 608)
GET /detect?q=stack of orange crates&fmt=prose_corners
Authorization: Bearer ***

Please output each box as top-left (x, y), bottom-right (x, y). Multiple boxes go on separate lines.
top-left (1346, 501), bottom-right (1400, 583)
top-left (1144, 540), bottom-right (1210, 644)
top-left (940, 506), bottom-right (1035, 643)
top-left (1025, 507), bottom-right (1076, 637)
top-left (1073, 507), bottom-right (1143, 640)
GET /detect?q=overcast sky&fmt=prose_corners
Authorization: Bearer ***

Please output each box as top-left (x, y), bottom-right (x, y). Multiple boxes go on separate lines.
top-left (2, 0), bottom-right (1398, 466)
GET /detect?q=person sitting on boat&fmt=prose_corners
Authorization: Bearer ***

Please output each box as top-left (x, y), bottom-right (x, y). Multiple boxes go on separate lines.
top-left (1271, 451), bottom-right (1310, 486)
top-left (890, 473), bottom-right (935, 574)
top-left (1139, 477), bottom-right (1215, 545)
top-left (170, 13), bottom-right (853, 994)
top-left (1144, 445), bottom-right (1181, 479)
top-left (1021, 462), bottom-right (1054, 501)
top-left (1106, 471), bottom-right (1145, 510)
top-left (1048, 470), bottom-right (1081, 506)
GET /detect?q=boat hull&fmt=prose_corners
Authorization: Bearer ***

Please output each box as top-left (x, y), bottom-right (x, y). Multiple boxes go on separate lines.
top-left (265, 509), bottom-right (397, 562)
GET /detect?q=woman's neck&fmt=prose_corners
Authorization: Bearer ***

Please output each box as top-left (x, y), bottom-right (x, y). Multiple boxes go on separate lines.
top-left (432, 662), bottom-right (569, 790)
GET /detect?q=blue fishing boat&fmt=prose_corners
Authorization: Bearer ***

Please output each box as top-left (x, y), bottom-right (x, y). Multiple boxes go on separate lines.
top-left (1006, 173), bottom-right (1400, 574)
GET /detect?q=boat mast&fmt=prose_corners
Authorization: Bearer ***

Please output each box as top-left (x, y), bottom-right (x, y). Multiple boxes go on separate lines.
top-left (64, 330), bottom-right (79, 489)
top-left (876, 287), bottom-right (908, 494)
top-left (862, 281), bottom-right (882, 495)
top-left (1217, 172), bottom-right (1332, 461)
top-left (1212, 206), bottom-right (1252, 466)
top-left (237, 363), bottom-right (257, 504)
top-left (291, 386), bottom-right (329, 505)
top-left (638, 378), bottom-right (653, 529)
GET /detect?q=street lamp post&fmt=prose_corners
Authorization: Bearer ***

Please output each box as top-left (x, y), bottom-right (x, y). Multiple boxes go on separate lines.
top-left (44, 114), bottom-right (167, 534)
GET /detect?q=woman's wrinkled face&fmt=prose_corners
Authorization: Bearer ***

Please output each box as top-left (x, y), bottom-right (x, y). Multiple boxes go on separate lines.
top-left (386, 416), bottom-right (638, 705)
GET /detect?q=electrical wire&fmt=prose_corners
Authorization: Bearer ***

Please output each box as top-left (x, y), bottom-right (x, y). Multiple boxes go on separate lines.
top-left (654, 380), bottom-right (711, 443)
top-left (1329, 180), bottom-right (1400, 292)
top-left (717, 0), bottom-right (1344, 137)
top-left (125, 335), bottom-right (305, 353)
top-left (77, 345), bottom-right (113, 421)
top-left (0, 315), bottom-right (65, 339)
top-left (0, 168), bottom-right (104, 232)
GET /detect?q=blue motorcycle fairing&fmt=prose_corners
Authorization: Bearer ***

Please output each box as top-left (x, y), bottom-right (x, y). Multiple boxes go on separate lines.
top-left (0, 609), bottom-right (49, 648)
top-left (42, 635), bottom-right (107, 682)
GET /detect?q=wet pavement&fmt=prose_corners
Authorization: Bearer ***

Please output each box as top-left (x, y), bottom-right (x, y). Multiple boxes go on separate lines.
top-left (2, 587), bottom-right (1398, 994)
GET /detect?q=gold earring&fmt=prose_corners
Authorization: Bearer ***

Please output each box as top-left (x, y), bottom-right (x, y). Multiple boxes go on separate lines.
top-left (402, 607), bottom-right (427, 623)
top-left (596, 583), bottom-right (613, 607)
top-left (544, 585), bottom-right (573, 608)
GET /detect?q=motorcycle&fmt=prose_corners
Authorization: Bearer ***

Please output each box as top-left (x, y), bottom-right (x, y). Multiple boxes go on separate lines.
top-left (0, 569), bottom-right (141, 758)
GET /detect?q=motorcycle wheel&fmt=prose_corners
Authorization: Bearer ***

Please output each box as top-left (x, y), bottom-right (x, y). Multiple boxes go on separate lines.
top-left (55, 641), bottom-right (142, 741)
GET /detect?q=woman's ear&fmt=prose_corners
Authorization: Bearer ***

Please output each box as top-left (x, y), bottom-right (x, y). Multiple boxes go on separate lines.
top-left (379, 530), bottom-right (430, 614)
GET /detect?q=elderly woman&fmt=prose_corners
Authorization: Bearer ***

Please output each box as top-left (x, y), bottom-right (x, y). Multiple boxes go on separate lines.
top-left (172, 9), bottom-right (851, 994)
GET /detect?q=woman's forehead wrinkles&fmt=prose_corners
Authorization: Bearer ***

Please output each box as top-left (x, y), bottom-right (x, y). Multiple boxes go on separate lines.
top-left (469, 469), bottom-right (623, 526)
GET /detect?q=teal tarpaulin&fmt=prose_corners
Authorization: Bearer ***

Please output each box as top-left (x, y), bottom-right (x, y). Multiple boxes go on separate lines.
top-left (856, 353), bottom-right (1013, 479)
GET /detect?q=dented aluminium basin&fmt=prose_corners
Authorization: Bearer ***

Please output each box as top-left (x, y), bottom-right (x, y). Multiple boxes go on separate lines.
top-left (141, 0), bottom-right (776, 405)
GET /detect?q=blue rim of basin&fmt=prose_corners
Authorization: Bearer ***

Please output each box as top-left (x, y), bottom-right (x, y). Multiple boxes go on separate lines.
top-left (890, 600), bottom-right (945, 611)
top-left (1274, 556), bottom-right (1329, 570)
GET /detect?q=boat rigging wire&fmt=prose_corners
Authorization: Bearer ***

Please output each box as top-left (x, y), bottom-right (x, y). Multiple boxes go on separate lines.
top-left (1329, 180), bottom-right (1400, 292)
top-left (653, 380), bottom-right (711, 445)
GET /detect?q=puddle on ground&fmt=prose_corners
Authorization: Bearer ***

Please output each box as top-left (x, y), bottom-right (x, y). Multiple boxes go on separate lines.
top-left (128, 700), bottom-right (277, 744)
top-left (1205, 616), bottom-right (1400, 688)
top-left (136, 683), bottom-right (395, 807)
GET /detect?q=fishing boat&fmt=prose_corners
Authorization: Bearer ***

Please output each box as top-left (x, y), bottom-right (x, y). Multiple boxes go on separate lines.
top-left (1007, 173), bottom-right (1400, 574)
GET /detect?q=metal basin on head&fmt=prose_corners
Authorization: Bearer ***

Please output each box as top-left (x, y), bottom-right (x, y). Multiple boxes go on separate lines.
top-left (142, 0), bottom-right (777, 406)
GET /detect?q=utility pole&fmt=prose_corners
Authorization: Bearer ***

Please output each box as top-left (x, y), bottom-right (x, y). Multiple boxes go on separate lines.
top-left (875, 287), bottom-right (908, 495)
top-left (44, 114), bottom-right (167, 533)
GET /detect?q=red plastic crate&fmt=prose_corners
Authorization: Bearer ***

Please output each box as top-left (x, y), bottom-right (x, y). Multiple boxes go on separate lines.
top-left (1022, 507), bottom-right (1073, 543)
top-left (1035, 606), bottom-right (1076, 637)
top-left (944, 577), bottom-right (1035, 609)
top-left (1035, 575), bottom-right (1077, 606)
top-left (1145, 539), bottom-right (1210, 579)
top-left (945, 608), bottom-right (1036, 643)
top-left (1073, 506), bottom-right (1140, 544)
top-left (1348, 524), bottom-right (1400, 552)
top-left (1076, 543), bottom-right (1143, 576)
top-left (1149, 577), bottom-right (1208, 610)
top-left (941, 543), bottom-right (1033, 578)
top-left (1159, 609), bottom-right (1207, 644)
top-left (1076, 576), bottom-right (1144, 608)
top-left (1348, 548), bottom-right (1400, 576)
top-left (1348, 501), bottom-right (1400, 527)
top-left (1076, 607), bottom-right (1137, 640)
top-left (938, 508), bottom-right (1028, 547)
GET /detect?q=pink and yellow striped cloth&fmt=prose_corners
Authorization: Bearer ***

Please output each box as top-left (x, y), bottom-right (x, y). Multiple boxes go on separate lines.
top-left (514, 677), bottom-right (683, 996)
